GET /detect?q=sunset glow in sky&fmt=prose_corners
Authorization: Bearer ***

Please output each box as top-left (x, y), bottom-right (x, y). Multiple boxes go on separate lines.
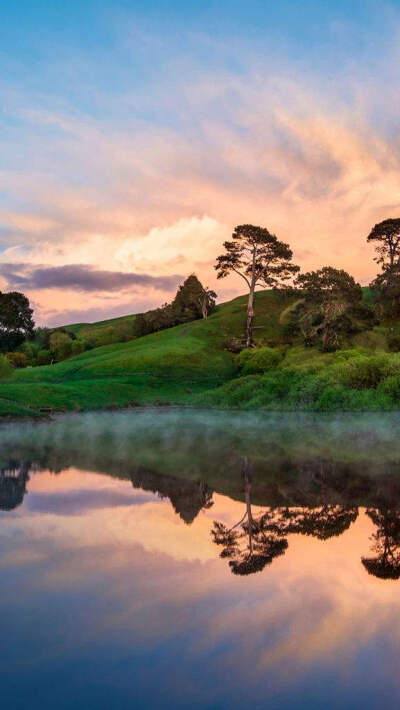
top-left (2, 0), bottom-right (400, 325)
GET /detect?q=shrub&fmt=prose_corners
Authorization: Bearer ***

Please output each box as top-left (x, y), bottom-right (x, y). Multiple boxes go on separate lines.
top-left (37, 349), bottom-right (52, 365)
top-left (70, 339), bottom-right (87, 356)
top-left (378, 375), bottom-right (400, 402)
top-left (237, 346), bottom-right (283, 374)
top-left (325, 353), bottom-right (400, 390)
top-left (6, 351), bottom-right (28, 368)
top-left (49, 331), bottom-right (73, 361)
top-left (0, 354), bottom-right (13, 379)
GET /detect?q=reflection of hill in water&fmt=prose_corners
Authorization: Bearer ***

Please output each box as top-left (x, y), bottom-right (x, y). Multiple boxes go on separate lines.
top-left (130, 468), bottom-right (213, 524)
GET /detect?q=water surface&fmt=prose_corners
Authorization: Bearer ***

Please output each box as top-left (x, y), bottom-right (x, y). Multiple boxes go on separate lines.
top-left (1, 409), bottom-right (400, 709)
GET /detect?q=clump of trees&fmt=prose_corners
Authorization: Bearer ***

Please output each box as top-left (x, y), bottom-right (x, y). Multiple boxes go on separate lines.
top-left (134, 274), bottom-right (216, 337)
top-left (288, 267), bottom-right (374, 351)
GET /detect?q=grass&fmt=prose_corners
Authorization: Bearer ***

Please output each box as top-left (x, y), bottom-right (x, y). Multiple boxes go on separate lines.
top-left (0, 291), bottom-right (293, 415)
top-left (2, 288), bottom-right (400, 416)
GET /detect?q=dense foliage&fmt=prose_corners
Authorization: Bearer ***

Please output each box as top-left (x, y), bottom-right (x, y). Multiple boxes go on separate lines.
top-left (134, 274), bottom-right (216, 337)
top-left (0, 291), bottom-right (34, 352)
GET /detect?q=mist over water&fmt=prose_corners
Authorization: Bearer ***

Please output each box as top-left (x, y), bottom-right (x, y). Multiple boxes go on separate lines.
top-left (2, 409), bottom-right (400, 709)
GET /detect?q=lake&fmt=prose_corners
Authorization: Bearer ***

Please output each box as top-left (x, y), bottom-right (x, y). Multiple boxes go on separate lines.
top-left (1, 409), bottom-right (400, 709)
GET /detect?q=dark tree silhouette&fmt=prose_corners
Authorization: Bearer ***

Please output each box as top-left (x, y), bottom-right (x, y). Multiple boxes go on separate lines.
top-left (367, 218), bottom-right (400, 270)
top-left (211, 460), bottom-right (288, 575)
top-left (281, 504), bottom-right (359, 539)
top-left (370, 265), bottom-right (400, 315)
top-left (215, 224), bottom-right (298, 347)
top-left (172, 274), bottom-right (216, 321)
top-left (362, 507), bottom-right (400, 579)
top-left (0, 462), bottom-right (30, 511)
top-left (0, 291), bottom-right (34, 352)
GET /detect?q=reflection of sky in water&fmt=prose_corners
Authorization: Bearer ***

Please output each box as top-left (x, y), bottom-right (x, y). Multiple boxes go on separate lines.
top-left (1, 464), bottom-right (400, 709)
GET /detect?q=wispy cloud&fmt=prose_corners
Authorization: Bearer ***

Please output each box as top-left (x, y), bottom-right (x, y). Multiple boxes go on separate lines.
top-left (2, 4), bottom-right (400, 323)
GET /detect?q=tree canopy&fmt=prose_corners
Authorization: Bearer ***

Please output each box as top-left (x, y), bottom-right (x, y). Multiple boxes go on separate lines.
top-left (296, 267), bottom-right (362, 303)
top-left (292, 267), bottom-right (367, 350)
top-left (367, 218), bottom-right (400, 270)
top-left (0, 291), bottom-right (34, 352)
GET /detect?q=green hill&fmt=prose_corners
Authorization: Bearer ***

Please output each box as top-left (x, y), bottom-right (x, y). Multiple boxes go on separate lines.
top-left (0, 291), bottom-right (293, 415)
top-left (0, 288), bottom-right (399, 416)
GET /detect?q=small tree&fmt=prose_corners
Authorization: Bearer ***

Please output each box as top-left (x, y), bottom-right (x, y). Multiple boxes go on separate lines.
top-left (0, 291), bottom-right (34, 352)
top-left (215, 224), bottom-right (298, 347)
top-left (367, 218), bottom-right (400, 270)
top-left (49, 331), bottom-right (73, 361)
top-left (172, 274), bottom-right (216, 321)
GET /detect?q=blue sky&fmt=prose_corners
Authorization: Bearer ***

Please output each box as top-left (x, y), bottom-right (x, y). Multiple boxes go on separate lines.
top-left (1, 0), bottom-right (400, 324)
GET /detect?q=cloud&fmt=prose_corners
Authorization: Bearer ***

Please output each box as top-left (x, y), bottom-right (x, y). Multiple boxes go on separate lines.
top-left (0, 263), bottom-right (182, 293)
top-left (2, 22), bottom-right (400, 323)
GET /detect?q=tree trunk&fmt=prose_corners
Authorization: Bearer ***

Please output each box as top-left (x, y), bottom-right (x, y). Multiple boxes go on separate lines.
top-left (201, 296), bottom-right (208, 319)
top-left (246, 246), bottom-right (257, 347)
top-left (243, 460), bottom-right (253, 556)
top-left (246, 287), bottom-right (255, 347)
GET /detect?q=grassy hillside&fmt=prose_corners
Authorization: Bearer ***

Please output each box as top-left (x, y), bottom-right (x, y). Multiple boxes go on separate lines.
top-left (1, 288), bottom-right (400, 416)
top-left (0, 291), bottom-right (294, 415)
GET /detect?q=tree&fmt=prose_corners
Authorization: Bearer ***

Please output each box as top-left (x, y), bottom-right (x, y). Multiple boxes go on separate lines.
top-left (215, 224), bottom-right (299, 347)
top-left (367, 218), bottom-right (400, 270)
top-left (172, 274), bottom-right (216, 321)
top-left (370, 264), bottom-right (400, 315)
top-left (0, 291), bottom-right (34, 352)
top-left (295, 267), bottom-right (365, 350)
top-left (362, 507), bottom-right (400, 579)
top-left (211, 459), bottom-right (288, 575)
top-left (49, 331), bottom-right (73, 361)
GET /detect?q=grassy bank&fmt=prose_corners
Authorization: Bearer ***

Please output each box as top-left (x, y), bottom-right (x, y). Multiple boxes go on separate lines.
top-left (1, 289), bottom-right (400, 415)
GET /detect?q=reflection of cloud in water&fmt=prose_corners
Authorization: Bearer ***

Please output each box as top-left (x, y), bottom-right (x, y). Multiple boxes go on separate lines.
top-left (25, 488), bottom-right (157, 516)
top-left (1, 412), bottom-right (400, 706)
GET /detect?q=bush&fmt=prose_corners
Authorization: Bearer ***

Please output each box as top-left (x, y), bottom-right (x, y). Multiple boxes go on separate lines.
top-left (378, 375), bottom-right (400, 402)
top-left (6, 351), bottom-right (28, 368)
top-left (0, 354), bottom-right (13, 379)
top-left (237, 346), bottom-right (283, 374)
top-left (324, 353), bottom-right (400, 390)
top-left (49, 331), bottom-right (73, 361)
top-left (37, 349), bottom-right (52, 366)
top-left (71, 339), bottom-right (87, 356)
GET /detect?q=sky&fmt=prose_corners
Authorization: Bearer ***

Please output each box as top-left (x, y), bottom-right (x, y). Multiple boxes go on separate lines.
top-left (2, 0), bottom-right (400, 325)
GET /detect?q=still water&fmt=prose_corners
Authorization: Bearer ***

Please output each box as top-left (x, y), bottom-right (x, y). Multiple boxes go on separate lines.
top-left (2, 409), bottom-right (400, 709)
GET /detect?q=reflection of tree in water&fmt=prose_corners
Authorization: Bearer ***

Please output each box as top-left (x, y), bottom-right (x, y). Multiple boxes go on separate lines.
top-left (362, 507), bottom-right (400, 579)
top-left (130, 468), bottom-right (213, 524)
top-left (0, 461), bottom-right (30, 511)
top-left (212, 459), bottom-right (359, 576)
top-left (280, 505), bottom-right (358, 540)
top-left (212, 460), bottom-right (288, 575)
